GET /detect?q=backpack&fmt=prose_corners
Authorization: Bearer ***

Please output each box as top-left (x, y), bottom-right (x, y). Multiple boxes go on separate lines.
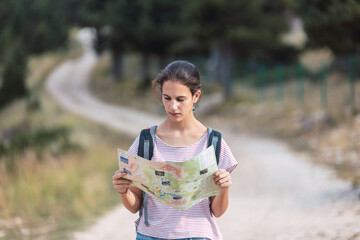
top-left (137, 126), bottom-right (222, 228)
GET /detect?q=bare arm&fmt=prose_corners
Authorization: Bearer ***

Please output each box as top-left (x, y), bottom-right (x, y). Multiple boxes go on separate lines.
top-left (210, 169), bottom-right (232, 217)
top-left (112, 170), bottom-right (143, 213)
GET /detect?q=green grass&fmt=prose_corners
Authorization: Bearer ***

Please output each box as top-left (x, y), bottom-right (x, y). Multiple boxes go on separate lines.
top-left (205, 92), bottom-right (360, 188)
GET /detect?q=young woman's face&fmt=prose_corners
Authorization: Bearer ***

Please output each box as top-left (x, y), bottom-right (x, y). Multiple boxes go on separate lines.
top-left (162, 80), bottom-right (200, 122)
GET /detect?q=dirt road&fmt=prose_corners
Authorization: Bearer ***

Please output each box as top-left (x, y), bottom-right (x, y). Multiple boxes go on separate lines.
top-left (46, 29), bottom-right (360, 240)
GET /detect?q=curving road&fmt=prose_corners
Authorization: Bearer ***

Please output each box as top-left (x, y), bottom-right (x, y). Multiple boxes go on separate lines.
top-left (46, 29), bottom-right (360, 240)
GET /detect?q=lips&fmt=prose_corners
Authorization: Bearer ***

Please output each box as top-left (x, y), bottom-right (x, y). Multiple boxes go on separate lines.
top-left (170, 112), bottom-right (181, 117)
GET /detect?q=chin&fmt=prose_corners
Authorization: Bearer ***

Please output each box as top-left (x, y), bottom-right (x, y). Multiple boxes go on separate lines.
top-left (168, 114), bottom-right (183, 122)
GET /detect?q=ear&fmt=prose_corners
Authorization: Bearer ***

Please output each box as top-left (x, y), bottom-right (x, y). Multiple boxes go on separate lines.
top-left (193, 90), bottom-right (201, 103)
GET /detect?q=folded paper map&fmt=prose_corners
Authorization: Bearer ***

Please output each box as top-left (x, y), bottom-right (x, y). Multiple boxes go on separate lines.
top-left (117, 146), bottom-right (220, 209)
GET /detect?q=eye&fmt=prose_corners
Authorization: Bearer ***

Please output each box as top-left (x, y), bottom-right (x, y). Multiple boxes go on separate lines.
top-left (177, 98), bottom-right (184, 102)
top-left (164, 97), bottom-right (171, 101)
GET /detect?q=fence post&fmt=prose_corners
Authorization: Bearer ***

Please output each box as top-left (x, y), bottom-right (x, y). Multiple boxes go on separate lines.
top-left (349, 56), bottom-right (355, 115)
top-left (276, 64), bottom-right (284, 103)
top-left (296, 63), bottom-right (305, 106)
top-left (258, 65), bottom-right (267, 102)
top-left (321, 65), bottom-right (328, 110)
top-left (241, 62), bottom-right (250, 87)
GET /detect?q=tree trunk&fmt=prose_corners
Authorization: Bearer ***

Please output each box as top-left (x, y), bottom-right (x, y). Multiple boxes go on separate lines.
top-left (0, 50), bottom-right (28, 109)
top-left (159, 54), bottom-right (169, 70)
top-left (210, 46), bottom-right (220, 84)
top-left (140, 53), bottom-right (151, 89)
top-left (111, 51), bottom-right (122, 81)
top-left (210, 40), bottom-right (233, 98)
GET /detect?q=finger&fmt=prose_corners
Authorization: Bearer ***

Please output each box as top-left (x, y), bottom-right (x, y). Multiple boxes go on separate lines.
top-left (215, 176), bottom-right (230, 185)
top-left (114, 184), bottom-right (130, 189)
top-left (215, 174), bottom-right (231, 185)
top-left (219, 179), bottom-right (232, 188)
top-left (114, 185), bottom-right (129, 192)
top-left (213, 169), bottom-right (226, 177)
top-left (216, 176), bottom-right (231, 187)
top-left (112, 171), bottom-right (127, 180)
top-left (214, 171), bottom-right (230, 183)
top-left (113, 179), bottom-right (132, 185)
top-left (114, 184), bottom-right (131, 190)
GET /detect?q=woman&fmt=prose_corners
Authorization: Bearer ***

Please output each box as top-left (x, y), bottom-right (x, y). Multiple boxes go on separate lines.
top-left (112, 60), bottom-right (237, 240)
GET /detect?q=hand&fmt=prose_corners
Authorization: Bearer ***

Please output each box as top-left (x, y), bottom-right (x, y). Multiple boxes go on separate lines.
top-left (213, 169), bottom-right (232, 191)
top-left (112, 169), bottom-right (132, 195)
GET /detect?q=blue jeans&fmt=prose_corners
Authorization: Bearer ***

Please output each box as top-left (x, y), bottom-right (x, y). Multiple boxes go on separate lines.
top-left (136, 232), bottom-right (210, 240)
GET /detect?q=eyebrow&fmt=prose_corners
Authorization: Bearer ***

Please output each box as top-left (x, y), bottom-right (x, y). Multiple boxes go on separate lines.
top-left (162, 94), bottom-right (187, 98)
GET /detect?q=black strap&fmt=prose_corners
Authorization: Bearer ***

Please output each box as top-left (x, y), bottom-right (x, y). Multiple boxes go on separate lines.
top-left (137, 127), bottom-right (155, 228)
top-left (139, 127), bottom-right (221, 164)
top-left (207, 129), bottom-right (222, 165)
top-left (138, 128), bottom-right (154, 160)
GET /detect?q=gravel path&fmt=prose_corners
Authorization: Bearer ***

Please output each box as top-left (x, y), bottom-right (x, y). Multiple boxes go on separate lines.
top-left (46, 29), bottom-right (360, 240)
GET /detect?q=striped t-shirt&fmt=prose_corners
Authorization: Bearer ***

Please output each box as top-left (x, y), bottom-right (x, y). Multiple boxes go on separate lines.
top-left (128, 130), bottom-right (238, 240)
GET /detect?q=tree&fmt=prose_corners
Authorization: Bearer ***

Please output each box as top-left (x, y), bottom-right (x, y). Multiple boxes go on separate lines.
top-left (131, 0), bottom-right (184, 87)
top-left (101, 0), bottom-right (183, 84)
top-left (76, 0), bottom-right (185, 83)
top-left (0, 44), bottom-right (28, 107)
top-left (184, 0), bottom-right (296, 97)
top-left (297, 0), bottom-right (360, 55)
top-left (103, 0), bottom-right (140, 80)
top-left (75, 0), bottom-right (298, 95)
top-left (0, 0), bottom-right (70, 108)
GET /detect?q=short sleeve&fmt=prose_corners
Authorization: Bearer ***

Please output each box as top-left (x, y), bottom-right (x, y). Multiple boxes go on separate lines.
top-left (218, 138), bottom-right (238, 173)
top-left (128, 136), bottom-right (140, 155)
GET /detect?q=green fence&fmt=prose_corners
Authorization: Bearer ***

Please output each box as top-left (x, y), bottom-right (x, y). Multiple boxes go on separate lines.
top-left (179, 54), bottom-right (359, 116)
top-left (231, 55), bottom-right (359, 115)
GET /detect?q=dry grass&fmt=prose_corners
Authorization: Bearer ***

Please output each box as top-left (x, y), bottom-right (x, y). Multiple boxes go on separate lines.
top-left (0, 142), bottom-right (121, 239)
top-left (208, 77), bottom-right (360, 187)
top-left (0, 32), bottom-right (133, 240)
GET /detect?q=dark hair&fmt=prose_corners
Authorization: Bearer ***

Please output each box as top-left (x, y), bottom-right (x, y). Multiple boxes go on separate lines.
top-left (152, 60), bottom-right (202, 97)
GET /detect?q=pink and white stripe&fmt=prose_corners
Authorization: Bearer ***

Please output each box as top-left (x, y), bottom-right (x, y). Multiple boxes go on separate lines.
top-left (128, 131), bottom-right (238, 240)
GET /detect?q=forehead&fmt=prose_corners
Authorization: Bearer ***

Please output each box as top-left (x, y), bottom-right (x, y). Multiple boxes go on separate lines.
top-left (162, 80), bottom-right (191, 95)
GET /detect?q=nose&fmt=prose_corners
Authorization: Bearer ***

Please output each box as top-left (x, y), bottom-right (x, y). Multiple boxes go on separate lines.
top-left (169, 100), bottom-right (179, 110)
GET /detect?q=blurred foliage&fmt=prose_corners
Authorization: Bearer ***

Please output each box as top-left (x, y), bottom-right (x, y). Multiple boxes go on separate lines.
top-left (184, 0), bottom-right (294, 57)
top-left (76, 0), bottom-right (185, 82)
top-left (72, 0), bottom-right (360, 89)
top-left (74, 0), bottom-right (299, 96)
top-left (297, 0), bottom-right (360, 54)
top-left (1, 0), bottom-right (360, 107)
top-left (0, 0), bottom-right (71, 109)
top-left (0, 47), bottom-right (28, 107)
top-left (183, 0), bottom-right (298, 96)
top-left (0, 122), bottom-right (80, 171)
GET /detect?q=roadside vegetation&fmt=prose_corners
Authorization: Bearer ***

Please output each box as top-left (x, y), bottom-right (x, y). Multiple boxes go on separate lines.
top-left (0, 33), bottom-right (133, 240)
top-left (206, 87), bottom-right (360, 189)
top-left (89, 53), bottom-right (164, 114)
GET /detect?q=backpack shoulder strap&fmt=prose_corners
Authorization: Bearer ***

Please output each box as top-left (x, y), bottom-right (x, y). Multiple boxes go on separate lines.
top-left (207, 128), bottom-right (222, 165)
top-left (138, 126), bottom-right (156, 159)
top-left (137, 126), bottom-right (156, 228)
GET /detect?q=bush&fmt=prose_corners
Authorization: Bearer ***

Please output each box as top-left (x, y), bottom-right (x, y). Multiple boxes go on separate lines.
top-left (0, 124), bottom-right (80, 171)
